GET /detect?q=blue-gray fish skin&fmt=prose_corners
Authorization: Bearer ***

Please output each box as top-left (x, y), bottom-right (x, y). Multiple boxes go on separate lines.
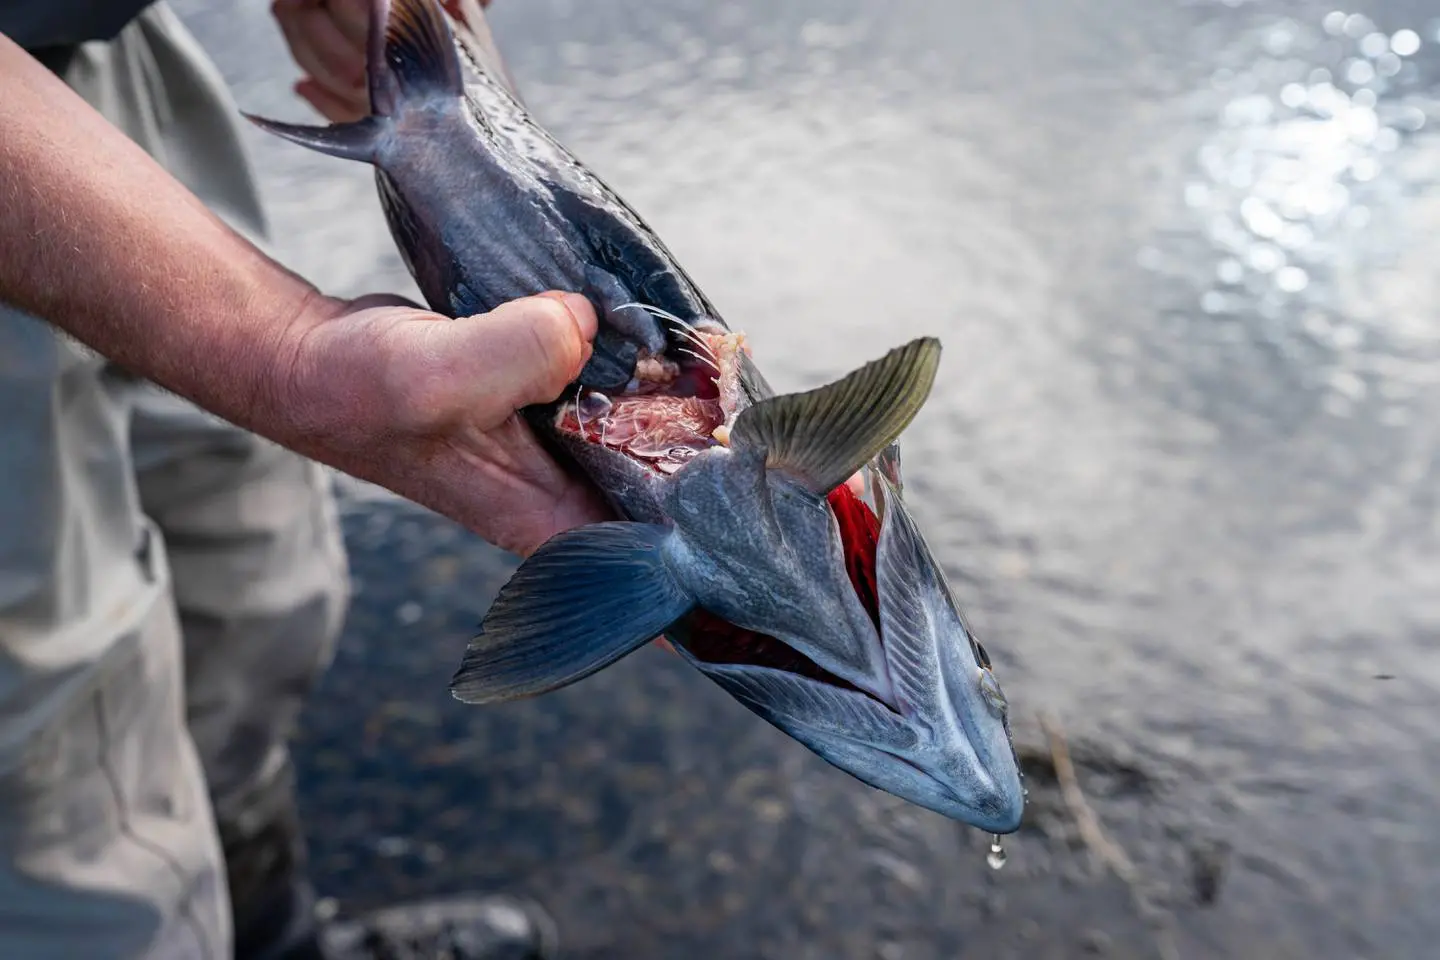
top-left (246, 0), bottom-right (1025, 834)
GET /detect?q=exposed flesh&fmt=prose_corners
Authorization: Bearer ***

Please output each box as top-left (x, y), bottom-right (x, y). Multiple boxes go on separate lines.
top-left (554, 325), bottom-right (741, 474)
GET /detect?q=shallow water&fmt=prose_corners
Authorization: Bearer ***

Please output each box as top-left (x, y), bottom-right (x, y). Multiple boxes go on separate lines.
top-left (176, 0), bottom-right (1440, 955)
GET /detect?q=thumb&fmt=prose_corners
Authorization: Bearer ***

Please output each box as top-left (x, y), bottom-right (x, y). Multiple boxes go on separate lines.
top-left (450, 292), bottom-right (599, 419)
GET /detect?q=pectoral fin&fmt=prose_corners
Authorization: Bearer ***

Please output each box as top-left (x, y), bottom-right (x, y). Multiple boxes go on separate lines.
top-left (730, 338), bottom-right (941, 495)
top-left (450, 522), bottom-right (693, 704)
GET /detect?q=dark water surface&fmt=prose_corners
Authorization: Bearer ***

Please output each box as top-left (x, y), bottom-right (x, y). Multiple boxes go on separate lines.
top-left (174, 0), bottom-right (1440, 956)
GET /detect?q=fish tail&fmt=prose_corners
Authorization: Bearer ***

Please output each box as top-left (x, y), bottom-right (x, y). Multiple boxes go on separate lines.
top-left (368, 0), bottom-right (465, 116)
top-left (240, 113), bottom-right (384, 163)
top-left (241, 0), bottom-right (465, 164)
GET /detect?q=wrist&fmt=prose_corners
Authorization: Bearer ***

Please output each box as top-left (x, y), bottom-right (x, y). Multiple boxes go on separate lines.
top-left (248, 281), bottom-right (354, 453)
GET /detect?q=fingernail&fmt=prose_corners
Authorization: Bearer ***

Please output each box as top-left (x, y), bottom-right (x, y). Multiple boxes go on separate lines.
top-left (555, 292), bottom-right (599, 339)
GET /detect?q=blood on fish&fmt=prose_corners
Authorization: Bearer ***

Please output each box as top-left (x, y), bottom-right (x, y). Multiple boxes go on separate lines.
top-left (826, 484), bottom-right (882, 628)
top-left (681, 609), bottom-right (862, 692)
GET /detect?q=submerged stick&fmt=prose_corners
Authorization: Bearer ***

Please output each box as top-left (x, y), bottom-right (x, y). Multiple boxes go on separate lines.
top-left (1038, 711), bottom-right (1180, 960)
top-left (1040, 711), bottom-right (1139, 883)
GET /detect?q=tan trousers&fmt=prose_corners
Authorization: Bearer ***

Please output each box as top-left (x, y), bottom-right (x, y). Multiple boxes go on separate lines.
top-left (0, 6), bottom-right (350, 957)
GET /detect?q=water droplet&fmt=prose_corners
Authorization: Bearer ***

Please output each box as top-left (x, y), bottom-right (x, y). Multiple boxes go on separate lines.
top-left (1278, 222), bottom-right (1314, 250)
top-left (1343, 14), bottom-right (1375, 40)
top-left (1391, 29), bottom-right (1421, 57)
top-left (1275, 265), bottom-right (1309, 293)
top-left (1246, 242), bottom-right (1285, 273)
top-left (987, 836), bottom-right (1008, 870)
top-left (1345, 58), bottom-right (1376, 85)
top-left (1360, 32), bottom-right (1389, 58)
top-left (1397, 106), bottom-right (1427, 132)
top-left (1217, 258), bottom-right (1245, 284)
top-left (579, 391), bottom-right (613, 419)
top-left (1343, 106), bottom-right (1379, 142)
top-left (1264, 25), bottom-right (1295, 56)
top-left (1322, 11), bottom-right (1347, 37)
top-left (1240, 196), bottom-right (1283, 238)
top-left (1376, 51), bottom-right (1402, 77)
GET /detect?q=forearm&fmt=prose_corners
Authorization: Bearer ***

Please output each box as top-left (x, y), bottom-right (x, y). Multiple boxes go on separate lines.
top-left (0, 32), bottom-right (334, 438)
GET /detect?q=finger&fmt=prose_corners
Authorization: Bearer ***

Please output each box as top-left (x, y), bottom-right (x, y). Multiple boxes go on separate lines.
top-left (324, 0), bottom-right (370, 49)
top-left (451, 293), bottom-right (599, 418)
top-left (440, 0), bottom-right (493, 23)
top-left (273, 1), bottom-right (366, 102)
top-left (296, 78), bottom-right (368, 124)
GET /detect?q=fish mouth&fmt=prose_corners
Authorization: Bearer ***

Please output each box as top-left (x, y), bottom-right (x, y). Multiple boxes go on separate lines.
top-left (554, 319), bottom-right (750, 476)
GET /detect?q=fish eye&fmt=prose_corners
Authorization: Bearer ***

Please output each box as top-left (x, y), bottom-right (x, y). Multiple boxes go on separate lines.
top-left (977, 668), bottom-right (1008, 717)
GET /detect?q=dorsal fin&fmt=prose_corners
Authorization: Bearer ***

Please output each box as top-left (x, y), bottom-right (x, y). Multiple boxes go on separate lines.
top-left (729, 338), bottom-right (941, 495)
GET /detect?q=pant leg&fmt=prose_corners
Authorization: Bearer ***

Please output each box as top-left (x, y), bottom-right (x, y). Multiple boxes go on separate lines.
top-left (109, 6), bottom-right (352, 956)
top-left (1, 6), bottom-right (343, 958)
top-left (0, 301), bottom-right (229, 959)
top-left (130, 389), bottom-right (350, 960)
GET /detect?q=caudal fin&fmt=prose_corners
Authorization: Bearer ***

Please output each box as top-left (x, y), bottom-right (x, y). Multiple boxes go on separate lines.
top-left (242, 0), bottom-right (464, 163)
top-left (369, 0), bottom-right (464, 116)
top-left (240, 113), bottom-right (384, 162)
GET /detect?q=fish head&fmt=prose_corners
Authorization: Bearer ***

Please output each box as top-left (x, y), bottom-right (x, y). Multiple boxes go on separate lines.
top-left (669, 467), bottom-right (1024, 833)
top-left (662, 342), bottom-right (1026, 833)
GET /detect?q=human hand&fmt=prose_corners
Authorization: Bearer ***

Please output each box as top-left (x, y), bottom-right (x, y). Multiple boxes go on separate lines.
top-left (272, 0), bottom-right (492, 123)
top-left (275, 290), bottom-right (613, 557)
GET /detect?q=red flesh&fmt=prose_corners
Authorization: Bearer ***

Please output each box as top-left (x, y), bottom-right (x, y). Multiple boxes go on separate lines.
top-left (827, 484), bottom-right (882, 629)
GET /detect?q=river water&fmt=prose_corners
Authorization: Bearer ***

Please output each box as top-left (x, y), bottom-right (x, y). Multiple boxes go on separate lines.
top-left (173, 0), bottom-right (1440, 957)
